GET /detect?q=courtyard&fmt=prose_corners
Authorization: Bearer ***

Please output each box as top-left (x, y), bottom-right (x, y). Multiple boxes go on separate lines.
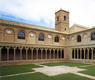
top-left (0, 62), bottom-right (95, 80)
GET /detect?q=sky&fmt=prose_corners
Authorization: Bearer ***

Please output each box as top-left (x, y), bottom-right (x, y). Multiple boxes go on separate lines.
top-left (0, 0), bottom-right (95, 28)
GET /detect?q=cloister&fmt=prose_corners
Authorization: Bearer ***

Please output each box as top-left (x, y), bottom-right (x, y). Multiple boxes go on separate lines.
top-left (72, 48), bottom-right (95, 60)
top-left (0, 46), bottom-right (64, 61)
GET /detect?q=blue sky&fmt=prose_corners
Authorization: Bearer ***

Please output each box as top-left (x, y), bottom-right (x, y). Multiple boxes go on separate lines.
top-left (0, 0), bottom-right (95, 28)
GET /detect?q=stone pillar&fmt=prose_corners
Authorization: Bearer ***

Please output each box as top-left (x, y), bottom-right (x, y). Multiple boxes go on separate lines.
top-left (84, 48), bottom-right (86, 59)
top-left (14, 47), bottom-right (16, 60)
top-left (74, 48), bottom-right (75, 59)
top-left (91, 48), bottom-right (93, 60)
top-left (57, 49), bottom-right (59, 59)
top-left (7, 47), bottom-right (9, 61)
top-left (0, 47), bottom-right (1, 61)
top-left (36, 48), bottom-right (38, 60)
top-left (41, 49), bottom-right (43, 59)
top-left (31, 48), bottom-right (33, 60)
top-left (53, 49), bottom-right (55, 59)
top-left (80, 48), bottom-right (82, 59)
top-left (20, 47), bottom-right (22, 60)
top-left (26, 48), bottom-right (28, 60)
top-left (45, 49), bottom-right (47, 59)
top-left (49, 49), bottom-right (51, 59)
top-left (87, 48), bottom-right (89, 59)
top-left (77, 48), bottom-right (79, 59)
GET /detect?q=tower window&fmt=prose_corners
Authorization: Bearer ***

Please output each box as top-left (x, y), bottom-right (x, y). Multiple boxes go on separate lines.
top-left (57, 16), bottom-right (59, 21)
top-left (64, 16), bottom-right (66, 21)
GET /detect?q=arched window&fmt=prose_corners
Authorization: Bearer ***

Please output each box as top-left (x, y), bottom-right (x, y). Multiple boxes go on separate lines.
top-left (38, 33), bottom-right (44, 41)
top-left (18, 31), bottom-right (25, 39)
top-left (54, 35), bottom-right (59, 42)
top-left (91, 32), bottom-right (95, 40)
top-left (64, 16), bottom-right (66, 21)
top-left (77, 35), bottom-right (81, 42)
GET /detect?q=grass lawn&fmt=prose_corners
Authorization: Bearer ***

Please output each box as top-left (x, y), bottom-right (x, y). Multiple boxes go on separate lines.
top-left (0, 72), bottom-right (93, 80)
top-left (79, 65), bottom-right (95, 76)
top-left (42, 62), bottom-right (89, 67)
top-left (0, 64), bottom-right (41, 76)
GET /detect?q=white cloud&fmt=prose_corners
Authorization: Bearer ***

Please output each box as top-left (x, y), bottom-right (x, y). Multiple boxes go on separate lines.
top-left (0, 0), bottom-right (95, 28)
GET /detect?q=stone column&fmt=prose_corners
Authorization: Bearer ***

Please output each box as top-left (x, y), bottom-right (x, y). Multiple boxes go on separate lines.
top-left (36, 48), bottom-right (38, 60)
top-left (45, 49), bottom-right (47, 59)
top-left (14, 47), bottom-right (16, 60)
top-left (91, 48), bottom-right (93, 60)
top-left (77, 48), bottom-right (79, 59)
top-left (74, 49), bottom-right (75, 59)
top-left (26, 48), bottom-right (28, 60)
top-left (7, 47), bottom-right (9, 61)
top-left (84, 48), bottom-right (86, 59)
top-left (53, 49), bottom-right (55, 59)
top-left (0, 47), bottom-right (1, 61)
top-left (80, 48), bottom-right (82, 59)
top-left (41, 49), bottom-right (43, 59)
top-left (20, 47), bottom-right (22, 60)
top-left (57, 49), bottom-right (59, 59)
top-left (31, 48), bottom-right (33, 60)
top-left (87, 48), bottom-right (89, 59)
top-left (49, 49), bottom-right (51, 59)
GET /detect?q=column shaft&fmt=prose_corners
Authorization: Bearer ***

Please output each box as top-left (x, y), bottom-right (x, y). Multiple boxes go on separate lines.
top-left (91, 48), bottom-right (93, 60)
top-left (14, 48), bottom-right (16, 60)
top-left (7, 48), bottom-right (9, 61)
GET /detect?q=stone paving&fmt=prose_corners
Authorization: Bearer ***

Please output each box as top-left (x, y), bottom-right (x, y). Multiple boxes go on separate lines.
top-left (33, 65), bottom-right (86, 76)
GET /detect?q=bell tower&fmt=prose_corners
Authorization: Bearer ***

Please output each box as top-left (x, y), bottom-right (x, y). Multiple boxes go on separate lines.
top-left (55, 9), bottom-right (69, 33)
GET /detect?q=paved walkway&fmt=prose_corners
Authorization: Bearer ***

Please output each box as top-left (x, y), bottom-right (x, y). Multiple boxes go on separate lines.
top-left (0, 72), bottom-right (35, 78)
top-left (73, 73), bottom-right (95, 80)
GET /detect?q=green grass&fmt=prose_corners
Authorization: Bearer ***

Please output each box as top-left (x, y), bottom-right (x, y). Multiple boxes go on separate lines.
top-left (0, 72), bottom-right (93, 80)
top-left (79, 65), bottom-right (95, 76)
top-left (0, 64), bottom-right (41, 76)
top-left (42, 62), bottom-right (89, 67)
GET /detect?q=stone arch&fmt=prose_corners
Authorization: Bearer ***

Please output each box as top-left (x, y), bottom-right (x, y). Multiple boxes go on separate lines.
top-left (9, 47), bottom-right (14, 60)
top-left (1, 46), bottom-right (7, 61)
top-left (15, 47), bottom-right (20, 60)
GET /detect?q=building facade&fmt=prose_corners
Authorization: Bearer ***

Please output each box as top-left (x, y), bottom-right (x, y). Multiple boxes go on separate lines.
top-left (0, 9), bottom-right (95, 65)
